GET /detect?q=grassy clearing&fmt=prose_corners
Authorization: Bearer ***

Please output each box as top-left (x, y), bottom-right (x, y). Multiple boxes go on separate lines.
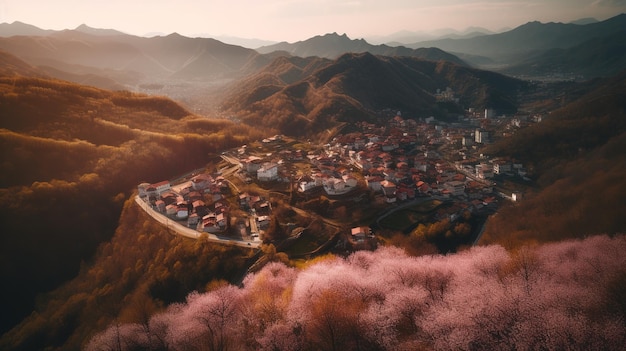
top-left (379, 199), bottom-right (443, 232)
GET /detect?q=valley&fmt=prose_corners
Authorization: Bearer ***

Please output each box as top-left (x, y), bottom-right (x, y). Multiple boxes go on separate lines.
top-left (139, 106), bottom-right (537, 259)
top-left (0, 13), bottom-right (625, 351)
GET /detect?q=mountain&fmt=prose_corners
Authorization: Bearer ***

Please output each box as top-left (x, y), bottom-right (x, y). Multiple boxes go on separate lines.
top-left (73, 23), bottom-right (127, 36)
top-left (0, 21), bottom-right (53, 37)
top-left (502, 30), bottom-right (626, 79)
top-left (256, 32), bottom-right (466, 65)
top-left (407, 13), bottom-right (626, 66)
top-left (0, 30), bottom-right (265, 82)
top-left (222, 52), bottom-right (525, 137)
top-left (0, 28), bottom-right (279, 114)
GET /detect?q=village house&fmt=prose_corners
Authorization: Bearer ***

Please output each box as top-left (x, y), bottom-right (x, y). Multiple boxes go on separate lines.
top-left (443, 180), bottom-right (466, 197)
top-left (381, 180), bottom-right (397, 203)
top-left (323, 175), bottom-right (357, 195)
top-left (298, 174), bottom-right (320, 192)
top-left (492, 160), bottom-right (512, 175)
top-left (243, 156), bottom-right (264, 174)
top-left (176, 204), bottom-right (189, 220)
top-left (257, 162), bottom-right (279, 182)
top-left (348, 226), bottom-right (376, 250)
top-left (187, 213), bottom-right (199, 228)
top-left (155, 199), bottom-right (166, 212)
top-left (257, 215), bottom-right (270, 229)
top-left (152, 180), bottom-right (171, 195)
top-left (476, 163), bottom-right (494, 179)
top-left (202, 214), bottom-right (221, 233)
top-left (165, 204), bottom-right (177, 217)
top-left (191, 173), bottom-right (213, 191)
top-left (366, 175), bottom-right (384, 192)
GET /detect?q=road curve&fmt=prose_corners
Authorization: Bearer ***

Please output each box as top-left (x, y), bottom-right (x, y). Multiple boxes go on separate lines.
top-left (134, 196), bottom-right (261, 249)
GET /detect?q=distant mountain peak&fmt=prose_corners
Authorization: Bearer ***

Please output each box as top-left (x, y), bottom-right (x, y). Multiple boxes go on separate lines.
top-left (74, 23), bottom-right (125, 36)
top-left (0, 21), bottom-right (51, 37)
top-left (75, 23), bottom-right (92, 30)
top-left (256, 32), bottom-right (465, 64)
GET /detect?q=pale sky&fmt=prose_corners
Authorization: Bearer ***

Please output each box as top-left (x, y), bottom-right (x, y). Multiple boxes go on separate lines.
top-left (1, 0), bottom-right (625, 42)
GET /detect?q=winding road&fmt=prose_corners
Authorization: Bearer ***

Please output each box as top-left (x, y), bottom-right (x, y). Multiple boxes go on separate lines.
top-left (135, 196), bottom-right (261, 249)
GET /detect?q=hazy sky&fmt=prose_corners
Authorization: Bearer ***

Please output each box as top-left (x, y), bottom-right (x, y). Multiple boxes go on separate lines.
top-left (1, 0), bottom-right (625, 42)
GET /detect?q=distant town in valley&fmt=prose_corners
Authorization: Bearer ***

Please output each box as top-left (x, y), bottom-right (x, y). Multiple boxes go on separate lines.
top-left (138, 102), bottom-right (536, 256)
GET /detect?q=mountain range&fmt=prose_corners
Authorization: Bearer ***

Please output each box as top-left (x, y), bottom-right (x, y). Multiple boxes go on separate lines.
top-left (501, 29), bottom-right (626, 79)
top-left (222, 52), bottom-right (525, 136)
top-left (256, 32), bottom-right (467, 64)
top-left (1, 14), bottom-right (624, 90)
top-left (0, 29), bottom-right (265, 83)
top-left (406, 14), bottom-right (626, 70)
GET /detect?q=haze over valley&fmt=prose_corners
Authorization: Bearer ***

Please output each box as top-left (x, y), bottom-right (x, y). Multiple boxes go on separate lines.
top-left (1, 3), bottom-right (626, 350)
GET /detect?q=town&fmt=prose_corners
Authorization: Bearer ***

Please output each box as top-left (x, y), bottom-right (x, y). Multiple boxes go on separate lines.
top-left (137, 101), bottom-right (539, 255)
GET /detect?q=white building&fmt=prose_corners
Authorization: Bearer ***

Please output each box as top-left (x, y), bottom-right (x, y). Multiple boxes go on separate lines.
top-left (257, 162), bottom-right (279, 182)
top-left (152, 180), bottom-right (171, 195)
top-left (476, 163), bottom-right (494, 179)
top-left (475, 129), bottom-right (489, 144)
top-left (191, 173), bottom-right (213, 191)
top-left (493, 161), bottom-right (512, 175)
top-left (366, 176), bottom-right (384, 192)
top-left (485, 108), bottom-right (496, 119)
top-left (323, 175), bottom-right (357, 195)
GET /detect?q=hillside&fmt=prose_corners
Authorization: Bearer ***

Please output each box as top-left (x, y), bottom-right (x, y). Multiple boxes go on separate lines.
top-left (222, 52), bottom-right (526, 136)
top-left (0, 197), bottom-right (256, 351)
top-left (480, 70), bottom-right (626, 247)
top-left (0, 50), bottom-right (48, 77)
top-left (502, 30), bottom-right (626, 80)
top-left (0, 56), bottom-right (272, 335)
top-left (0, 27), bottom-right (282, 116)
top-left (408, 13), bottom-right (626, 67)
top-left (0, 21), bottom-right (53, 37)
top-left (0, 30), bottom-right (264, 82)
top-left (256, 32), bottom-right (467, 65)
top-left (81, 237), bottom-right (626, 350)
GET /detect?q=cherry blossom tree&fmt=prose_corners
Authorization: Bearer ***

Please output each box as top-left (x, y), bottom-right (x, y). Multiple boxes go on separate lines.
top-left (86, 235), bottom-right (626, 351)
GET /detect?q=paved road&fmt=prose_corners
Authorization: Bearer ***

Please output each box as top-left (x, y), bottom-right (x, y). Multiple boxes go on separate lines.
top-left (134, 196), bottom-right (261, 249)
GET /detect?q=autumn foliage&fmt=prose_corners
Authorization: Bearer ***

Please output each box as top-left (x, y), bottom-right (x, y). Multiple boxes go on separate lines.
top-left (0, 75), bottom-right (271, 334)
top-left (0, 198), bottom-right (254, 351)
top-left (86, 235), bottom-right (626, 351)
top-left (480, 70), bottom-right (626, 248)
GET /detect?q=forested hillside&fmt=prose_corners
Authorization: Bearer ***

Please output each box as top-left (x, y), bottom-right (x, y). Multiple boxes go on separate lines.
top-left (223, 52), bottom-right (526, 136)
top-left (0, 198), bottom-right (256, 351)
top-left (0, 57), bottom-right (272, 335)
top-left (85, 236), bottom-right (626, 350)
top-left (480, 71), bottom-right (626, 247)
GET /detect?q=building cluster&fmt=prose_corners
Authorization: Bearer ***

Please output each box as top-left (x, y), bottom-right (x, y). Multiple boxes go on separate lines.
top-left (230, 111), bottom-right (531, 220)
top-left (318, 112), bottom-right (530, 210)
top-left (138, 172), bottom-right (231, 233)
top-left (236, 135), bottom-right (360, 196)
top-left (137, 107), bottom-right (536, 250)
